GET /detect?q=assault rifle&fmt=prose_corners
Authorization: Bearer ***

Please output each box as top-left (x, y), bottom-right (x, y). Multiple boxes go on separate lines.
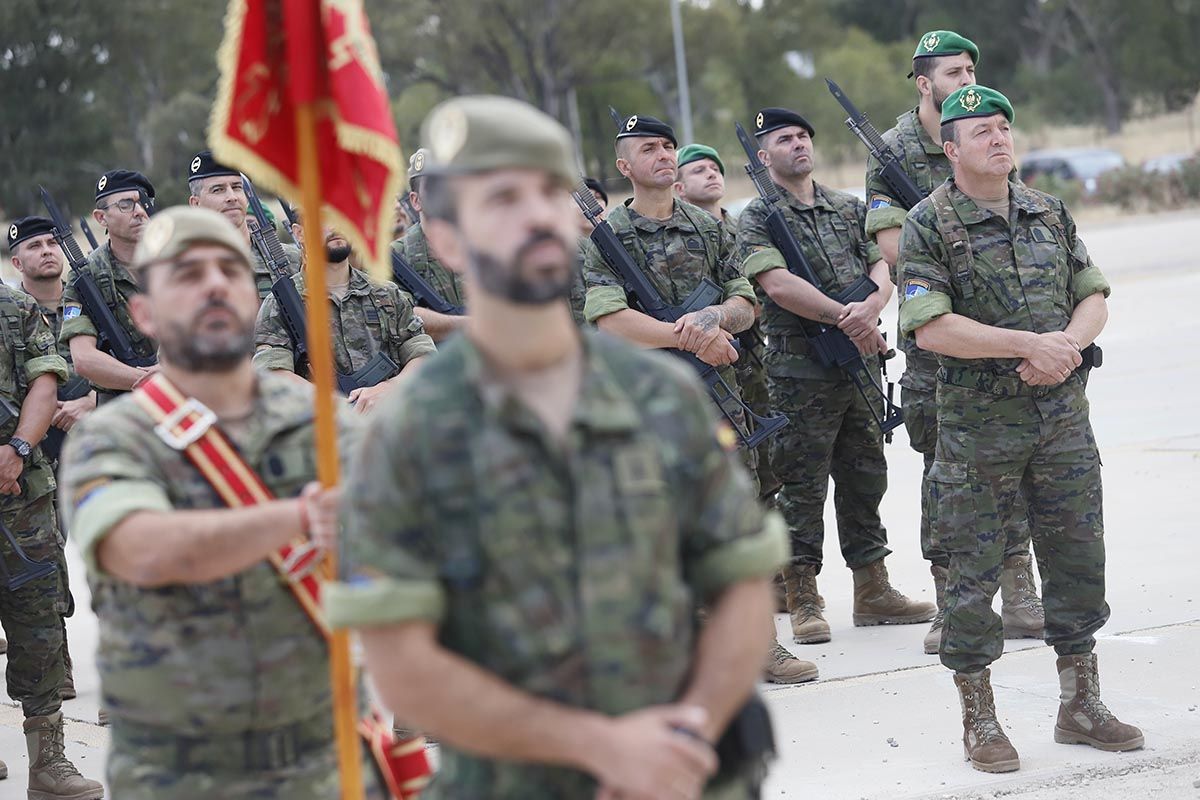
top-left (257, 192), bottom-right (399, 395)
top-left (734, 123), bottom-right (903, 433)
top-left (39, 187), bottom-right (156, 369)
top-left (572, 180), bottom-right (788, 450)
top-left (826, 78), bottom-right (924, 211)
top-left (391, 250), bottom-right (464, 316)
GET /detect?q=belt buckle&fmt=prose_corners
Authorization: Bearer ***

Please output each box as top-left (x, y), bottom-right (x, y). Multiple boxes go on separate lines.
top-left (153, 398), bottom-right (217, 450)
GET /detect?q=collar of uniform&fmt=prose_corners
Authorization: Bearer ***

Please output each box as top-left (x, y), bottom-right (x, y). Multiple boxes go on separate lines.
top-left (102, 241), bottom-right (138, 283)
top-left (945, 179), bottom-right (995, 224)
top-left (781, 181), bottom-right (837, 213)
top-left (344, 267), bottom-right (375, 297)
top-left (625, 199), bottom-right (700, 235)
top-left (899, 107), bottom-right (944, 156)
top-left (1009, 181), bottom-right (1053, 217)
top-left (460, 331), bottom-right (641, 435)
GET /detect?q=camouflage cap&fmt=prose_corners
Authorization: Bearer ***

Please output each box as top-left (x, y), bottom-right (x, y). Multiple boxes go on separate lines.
top-left (7, 216), bottom-right (55, 252)
top-left (940, 85), bottom-right (1014, 125)
top-left (420, 95), bottom-right (577, 186)
top-left (131, 206), bottom-right (253, 272)
top-left (909, 30), bottom-right (979, 77)
top-left (676, 143), bottom-right (725, 175)
top-left (408, 147), bottom-right (432, 187)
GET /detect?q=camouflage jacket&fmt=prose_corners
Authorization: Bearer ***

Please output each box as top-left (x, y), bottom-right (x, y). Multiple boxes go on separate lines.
top-left (865, 109), bottom-right (951, 391)
top-left (569, 238), bottom-right (588, 326)
top-left (392, 222), bottom-right (465, 308)
top-left (325, 331), bottom-right (786, 799)
top-left (581, 199), bottom-right (756, 323)
top-left (0, 284), bottom-right (69, 504)
top-left (737, 182), bottom-right (881, 379)
top-left (250, 241), bottom-right (302, 303)
top-left (253, 266), bottom-right (436, 378)
top-left (58, 372), bottom-right (361, 734)
top-left (898, 178), bottom-right (1110, 377)
top-left (59, 242), bottom-right (157, 364)
top-left (22, 282), bottom-right (73, 366)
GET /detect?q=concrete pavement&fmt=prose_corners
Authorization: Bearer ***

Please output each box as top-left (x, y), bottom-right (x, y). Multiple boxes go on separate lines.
top-left (0, 209), bottom-right (1197, 799)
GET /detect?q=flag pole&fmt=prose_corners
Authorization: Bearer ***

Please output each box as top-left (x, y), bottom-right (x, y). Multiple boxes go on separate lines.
top-left (296, 100), bottom-right (367, 800)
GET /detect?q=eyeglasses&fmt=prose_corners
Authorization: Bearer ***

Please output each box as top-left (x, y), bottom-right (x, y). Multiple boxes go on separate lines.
top-left (97, 198), bottom-right (148, 214)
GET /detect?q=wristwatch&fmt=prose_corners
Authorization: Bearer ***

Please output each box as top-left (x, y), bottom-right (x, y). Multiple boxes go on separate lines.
top-left (6, 437), bottom-right (32, 460)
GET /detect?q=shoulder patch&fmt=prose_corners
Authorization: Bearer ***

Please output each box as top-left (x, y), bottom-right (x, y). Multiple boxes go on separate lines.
top-left (869, 194), bottom-right (894, 210)
top-left (72, 477), bottom-right (111, 509)
top-left (63, 303), bottom-right (82, 320)
top-left (903, 278), bottom-right (931, 300)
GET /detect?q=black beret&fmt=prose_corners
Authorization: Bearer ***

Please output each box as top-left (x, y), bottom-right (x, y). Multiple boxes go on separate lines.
top-left (96, 169), bottom-right (156, 202)
top-left (583, 177), bottom-right (608, 206)
top-left (187, 150), bottom-right (240, 182)
top-left (614, 112), bottom-right (678, 148)
top-left (7, 216), bottom-right (55, 252)
top-left (753, 108), bottom-right (815, 139)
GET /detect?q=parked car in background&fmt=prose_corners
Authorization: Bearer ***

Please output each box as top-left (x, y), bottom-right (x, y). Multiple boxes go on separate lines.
top-left (1020, 148), bottom-right (1126, 195)
top-left (1142, 152), bottom-right (1197, 175)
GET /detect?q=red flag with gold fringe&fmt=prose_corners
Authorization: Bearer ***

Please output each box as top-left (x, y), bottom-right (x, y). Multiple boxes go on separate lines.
top-left (209, 0), bottom-right (402, 279)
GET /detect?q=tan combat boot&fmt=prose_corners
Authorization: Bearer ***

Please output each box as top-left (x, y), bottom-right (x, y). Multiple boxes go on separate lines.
top-left (852, 559), bottom-right (937, 627)
top-left (1054, 653), bottom-right (1144, 751)
top-left (774, 570), bottom-right (824, 613)
top-left (954, 670), bottom-right (1020, 773)
top-left (783, 564), bottom-right (830, 643)
top-left (923, 565), bottom-right (948, 655)
top-left (763, 639), bottom-right (819, 684)
top-left (1000, 554), bottom-right (1045, 639)
top-left (24, 711), bottom-right (104, 800)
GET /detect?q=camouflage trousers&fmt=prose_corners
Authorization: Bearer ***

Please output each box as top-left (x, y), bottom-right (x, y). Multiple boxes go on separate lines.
top-left (0, 491), bottom-right (65, 717)
top-left (767, 368), bottom-right (890, 572)
top-left (902, 384), bottom-right (1032, 568)
top-left (931, 373), bottom-right (1108, 674)
top-left (734, 343), bottom-right (780, 501)
top-left (108, 716), bottom-right (384, 800)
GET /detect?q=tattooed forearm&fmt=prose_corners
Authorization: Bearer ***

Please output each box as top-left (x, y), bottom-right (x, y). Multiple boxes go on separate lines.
top-left (693, 307), bottom-right (721, 332)
top-left (714, 298), bottom-right (755, 334)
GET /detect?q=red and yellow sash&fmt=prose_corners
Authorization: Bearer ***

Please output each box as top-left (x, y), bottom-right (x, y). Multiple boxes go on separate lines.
top-left (134, 374), bottom-right (431, 798)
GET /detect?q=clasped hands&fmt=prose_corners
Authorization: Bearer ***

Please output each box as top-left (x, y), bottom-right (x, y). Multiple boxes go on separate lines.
top-left (1017, 331), bottom-right (1083, 386)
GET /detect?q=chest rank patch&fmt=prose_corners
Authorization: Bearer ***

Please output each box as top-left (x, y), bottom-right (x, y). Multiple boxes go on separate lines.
top-left (869, 194), bottom-right (893, 210)
top-left (1030, 225), bottom-right (1055, 244)
top-left (904, 278), bottom-right (931, 300)
top-left (685, 237), bottom-right (705, 252)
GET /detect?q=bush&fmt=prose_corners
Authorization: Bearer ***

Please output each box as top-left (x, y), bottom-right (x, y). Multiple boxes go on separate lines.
top-left (1023, 173), bottom-right (1083, 209)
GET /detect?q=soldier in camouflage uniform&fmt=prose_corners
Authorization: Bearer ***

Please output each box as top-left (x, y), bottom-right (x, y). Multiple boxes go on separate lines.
top-left (898, 85), bottom-right (1142, 773)
top-left (581, 111), bottom-right (813, 684)
top-left (0, 262), bottom-right (101, 796)
top-left (254, 216), bottom-right (436, 414)
top-left (60, 170), bottom-right (160, 401)
top-left (59, 206), bottom-right (371, 799)
top-left (9, 217), bottom-right (97, 702)
top-left (674, 143), bottom-right (779, 503)
top-left (867, 31), bottom-right (1043, 653)
top-left (737, 107), bottom-right (934, 646)
top-left (569, 177), bottom-right (609, 327)
top-left (326, 95), bottom-right (786, 800)
top-left (186, 150), bottom-right (301, 304)
top-left (392, 148), bottom-right (468, 342)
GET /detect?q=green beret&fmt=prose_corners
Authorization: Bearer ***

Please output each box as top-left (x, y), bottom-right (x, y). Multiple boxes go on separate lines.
top-left (676, 143), bottom-right (724, 175)
top-left (913, 30), bottom-right (979, 64)
top-left (421, 95), bottom-right (577, 187)
top-left (940, 85), bottom-right (1014, 126)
